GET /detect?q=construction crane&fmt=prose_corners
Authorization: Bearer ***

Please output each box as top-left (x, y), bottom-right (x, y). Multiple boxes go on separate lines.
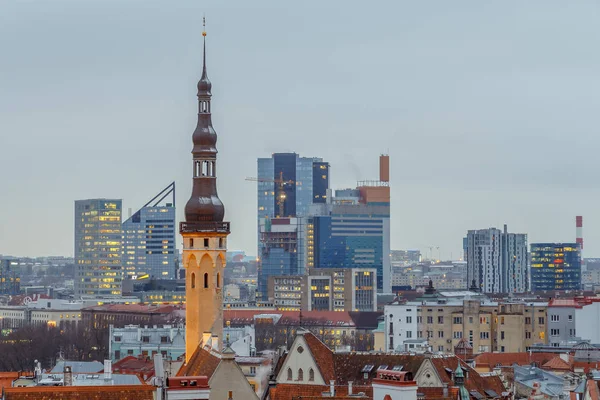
top-left (246, 171), bottom-right (296, 218)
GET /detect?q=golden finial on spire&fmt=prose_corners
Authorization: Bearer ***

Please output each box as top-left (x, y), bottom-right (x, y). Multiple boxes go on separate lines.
top-left (202, 16), bottom-right (206, 37)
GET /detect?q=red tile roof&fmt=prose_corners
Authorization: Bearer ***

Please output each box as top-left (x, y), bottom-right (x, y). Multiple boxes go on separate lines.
top-left (417, 387), bottom-right (460, 399)
top-left (0, 372), bottom-right (20, 391)
top-left (542, 356), bottom-right (572, 371)
top-left (112, 356), bottom-right (156, 381)
top-left (303, 333), bottom-right (336, 383)
top-left (291, 333), bottom-right (506, 397)
top-left (269, 384), bottom-right (372, 400)
top-left (473, 352), bottom-right (556, 370)
top-left (430, 357), bottom-right (505, 397)
top-left (3, 385), bottom-right (156, 400)
top-left (588, 379), bottom-right (600, 400)
top-left (176, 346), bottom-right (220, 378)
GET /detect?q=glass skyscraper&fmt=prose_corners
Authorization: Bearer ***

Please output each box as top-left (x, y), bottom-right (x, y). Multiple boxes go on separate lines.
top-left (122, 184), bottom-right (176, 279)
top-left (122, 205), bottom-right (176, 279)
top-left (531, 243), bottom-right (581, 291)
top-left (74, 199), bottom-right (123, 296)
top-left (305, 202), bottom-right (390, 292)
top-left (256, 153), bottom-right (329, 223)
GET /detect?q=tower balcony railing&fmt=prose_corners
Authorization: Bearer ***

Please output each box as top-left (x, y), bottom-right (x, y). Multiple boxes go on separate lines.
top-left (180, 221), bottom-right (230, 234)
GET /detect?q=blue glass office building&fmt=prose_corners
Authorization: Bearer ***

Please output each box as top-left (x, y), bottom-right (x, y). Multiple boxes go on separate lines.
top-left (257, 153), bottom-right (329, 222)
top-left (122, 184), bottom-right (176, 279)
top-left (256, 154), bottom-right (329, 300)
top-left (531, 243), bottom-right (581, 291)
top-left (305, 203), bottom-right (390, 292)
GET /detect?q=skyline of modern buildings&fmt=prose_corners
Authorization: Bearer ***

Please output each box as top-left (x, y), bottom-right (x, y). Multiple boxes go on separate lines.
top-left (74, 199), bottom-right (123, 296)
top-left (121, 183), bottom-right (177, 280)
top-left (465, 224), bottom-right (528, 293)
top-left (256, 155), bottom-right (391, 299)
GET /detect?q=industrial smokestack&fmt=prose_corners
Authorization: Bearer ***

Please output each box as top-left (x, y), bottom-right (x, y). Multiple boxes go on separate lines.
top-left (379, 155), bottom-right (390, 183)
top-left (577, 216), bottom-right (585, 273)
top-left (576, 216), bottom-right (583, 250)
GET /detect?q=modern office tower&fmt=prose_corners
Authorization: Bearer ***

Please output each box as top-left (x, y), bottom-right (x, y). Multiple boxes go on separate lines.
top-left (0, 259), bottom-right (20, 295)
top-left (530, 243), bottom-right (581, 291)
top-left (122, 183), bottom-right (176, 279)
top-left (256, 153), bottom-right (329, 223)
top-left (180, 29), bottom-right (230, 361)
top-left (257, 217), bottom-right (302, 300)
top-left (303, 155), bottom-right (391, 292)
top-left (74, 199), bottom-right (123, 296)
top-left (465, 225), bottom-right (528, 293)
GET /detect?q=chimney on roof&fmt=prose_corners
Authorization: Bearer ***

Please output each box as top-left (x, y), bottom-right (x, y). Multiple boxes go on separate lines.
top-left (348, 381), bottom-right (353, 395)
top-left (64, 366), bottom-right (72, 387)
top-left (330, 380), bottom-right (335, 397)
top-left (228, 390), bottom-right (233, 400)
top-left (211, 334), bottom-right (219, 352)
top-left (104, 359), bottom-right (112, 381)
top-left (202, 331), bottom-right (212, 348)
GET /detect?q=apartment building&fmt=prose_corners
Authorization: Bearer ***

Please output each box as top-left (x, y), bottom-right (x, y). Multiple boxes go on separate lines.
top-left (268, 268), bottom-right (377, 312)
top-left (384, 293), bottom-right (548, 354)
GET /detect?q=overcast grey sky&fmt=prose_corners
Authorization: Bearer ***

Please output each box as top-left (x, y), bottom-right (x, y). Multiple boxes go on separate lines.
top-left (1, 1), bottom-right (600, 259)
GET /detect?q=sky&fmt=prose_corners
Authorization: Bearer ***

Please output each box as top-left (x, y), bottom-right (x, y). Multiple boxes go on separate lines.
top-left (1, 1), bottom-right (600, 260)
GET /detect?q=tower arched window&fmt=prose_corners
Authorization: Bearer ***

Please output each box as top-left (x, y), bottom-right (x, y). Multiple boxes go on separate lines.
top-left (287, 368), bottom-right (292, 381)
top-left (217, 273), bottom-right (220, 288)
top-left (191, 273), bottom-right (196, 289)
top-left (204, 273), bottom-right (209, 288)
top-left (298, 368), bottom-right (303, 381)
top-left (309, 368), bottom-right (314, 382)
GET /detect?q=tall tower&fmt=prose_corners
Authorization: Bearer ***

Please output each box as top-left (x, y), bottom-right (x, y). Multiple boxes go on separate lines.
top-left (180, 22), bottom-right (230, 361)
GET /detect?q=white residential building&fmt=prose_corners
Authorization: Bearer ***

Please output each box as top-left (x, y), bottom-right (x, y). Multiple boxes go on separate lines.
top-left (575, 299), bottom-right (600, 343)
top-left (384, 301), bottom-right (419, 352)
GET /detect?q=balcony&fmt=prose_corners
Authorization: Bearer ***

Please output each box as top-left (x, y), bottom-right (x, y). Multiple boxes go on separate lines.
top-left (180, 221), bottom-right (230, 234)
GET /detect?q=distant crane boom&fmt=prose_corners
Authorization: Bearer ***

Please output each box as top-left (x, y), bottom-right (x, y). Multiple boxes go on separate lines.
top-left (245, 171), bottom-right (296, 218)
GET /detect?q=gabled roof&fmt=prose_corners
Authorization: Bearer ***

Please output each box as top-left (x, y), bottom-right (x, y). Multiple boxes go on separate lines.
top-left (3, 385), bottom-right (155, 400)
top-left (542, 356), bottom-right (572, 371)
top-left (455, 338), bottom-right (473, 350)
top-left (333, 353), bottom-right (424, 385)
top-left (112, 356), bottom-right (155, 380)
top-left (302, 332), bottom-right (336, 382)
top-left (176, 346), bottom-right (220, 378)
top-left (428, 357), bottom-right (505, 397)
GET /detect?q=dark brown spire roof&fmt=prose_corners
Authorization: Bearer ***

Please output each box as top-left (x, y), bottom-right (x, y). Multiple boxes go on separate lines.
top-left (184, 30), bottom-right (226, 224)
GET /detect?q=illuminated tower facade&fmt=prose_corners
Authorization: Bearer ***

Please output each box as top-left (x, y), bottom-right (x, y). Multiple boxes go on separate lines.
top-left (180, 25), bottom-right (230, 361)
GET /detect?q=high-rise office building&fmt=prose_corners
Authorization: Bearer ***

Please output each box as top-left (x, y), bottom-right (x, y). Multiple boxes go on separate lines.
top-left (304, 155), bottom-right (391, 292)
top-left (255, 153), bottom-right (329, 300)
top-left (256, 153), bottom-right (329, 221)
top-left (122, 183), bottom-right (176, 279)
top-left (74, 199), bottom-right (123, 296)
top-left (465, 225), bottom-right (528, 293)
top-left (530, 243), bottom-right (581, 291)
top-left (0, 259), bottom-right (20, 295)
top-left (257, 217), bottom-right (302, 299)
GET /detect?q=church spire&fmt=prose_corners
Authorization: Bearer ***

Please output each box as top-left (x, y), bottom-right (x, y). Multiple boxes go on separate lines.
top-left (198, 17), bottom-right (211, 97)
top-left (184, 18), bottom-right (224, 223)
